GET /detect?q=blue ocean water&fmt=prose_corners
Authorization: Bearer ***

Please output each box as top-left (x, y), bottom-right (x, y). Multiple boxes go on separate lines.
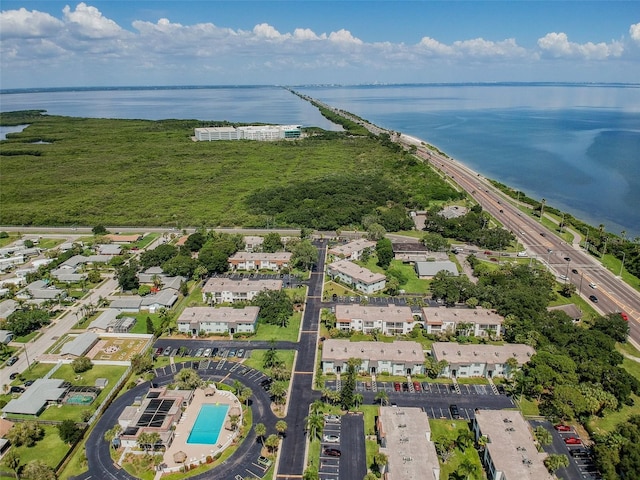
top-left (296, 84), bottom-right (640, 238)
top-left (1, 83), bottom-right (639, 237)
top-left (187, 403), bottom-right (228, 445)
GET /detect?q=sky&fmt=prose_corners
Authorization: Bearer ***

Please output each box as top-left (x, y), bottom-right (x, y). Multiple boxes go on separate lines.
top-left (1, 1), bottom-right (639, 88)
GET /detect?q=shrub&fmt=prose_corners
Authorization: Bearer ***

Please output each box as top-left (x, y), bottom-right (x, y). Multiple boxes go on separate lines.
top-left (71, 356), bottom-right (93, 373)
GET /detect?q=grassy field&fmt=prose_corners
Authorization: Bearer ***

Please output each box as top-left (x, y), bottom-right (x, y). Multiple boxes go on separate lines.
top-left (8, 425), bottom-right (70, 470)
top-left (0, 112), bottom-right (457, 228)
top-left (244, 349), bottom-right (296, 374)
top-left (251, 312), bottom-right (302, 342)
top-left (430, 419), bottom-right (483, 480)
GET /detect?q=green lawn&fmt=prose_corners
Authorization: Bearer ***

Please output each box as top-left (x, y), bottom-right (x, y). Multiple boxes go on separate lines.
top-left (244, 349), bottom-right (296, 374)
top-left (10, 425), bottom-right (70, 470)
top-left (250, 312), bottom-right (302, 342)
top-left (125, 312), bottom-right (162, 334)
top-left (430, 419), bottom-right (483, 480)
top-left (516, 397), bottom-right (541, 416)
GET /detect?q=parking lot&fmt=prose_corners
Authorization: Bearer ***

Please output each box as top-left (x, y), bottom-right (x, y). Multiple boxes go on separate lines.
top-left (327, 380), bottom-right (499, 397)
top-left (317, 414), bottom-right (366, 480)
top-left (209, 271), bottom-right (302, 287)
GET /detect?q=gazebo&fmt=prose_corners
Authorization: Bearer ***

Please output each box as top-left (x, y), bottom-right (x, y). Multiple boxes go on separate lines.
top-left (173, 451), bottom-right (187, 464)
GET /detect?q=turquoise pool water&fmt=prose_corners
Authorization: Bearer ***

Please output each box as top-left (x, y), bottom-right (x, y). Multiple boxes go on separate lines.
top-left (187, 404), bottom-right (229, 445)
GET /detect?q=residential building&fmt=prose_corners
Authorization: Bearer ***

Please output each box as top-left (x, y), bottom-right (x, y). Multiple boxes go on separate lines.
top-left (16, 280), bottom-right (66, 303)
top-left (50, 267), bottom-right (86, 283)
top-left (88, 309), bottom-right (135, 333)
top-left (97, 244), bottom-right (122, 255)
top-left (334, 304), bottom-right (420, 336)
top-left (3, 379), bottom-right (68, 416)
top-left (547, 304), bottom-right (583, 322)
top-left (321, 339), bottom-right (425, 375)
top-left (431, 342), bottom-right (535, 379)
top-left (228, 252), bottom-right (291, 271)
top-left (326, 259), bottom-right (386, 294)
top-left (243, 236), bottom-right (264, 252)
top-left (0, 255), bottom-right (25, 272)
top-left (194, 125), bottom-right (301, 141)
top-left (140, 289), bottom-right (179, 313)
top-left (177, 306), bottom-right (260, 335)
top-left (376, 406), bottom-right (439, 480)
top-left (472, 410), bottom-right (552, 480)
top-left (328, 239), bottom-right (376, 261)
top-left (0, 300), bottom-right (18, 320)
top-left (421, 307), bottom-right (504, 338)
top-left (201, 277), bottom-right (282, 304)
top-left (60, 331), bottom-right (100, 357)
top-left (0, 330), bottom-right (13, 344)
top-left (118, 387), bottom-right (194, 449)
top-left (105, 234), bottom-right (142, 244)
top-left (414, 260), bottom-right (458, 278)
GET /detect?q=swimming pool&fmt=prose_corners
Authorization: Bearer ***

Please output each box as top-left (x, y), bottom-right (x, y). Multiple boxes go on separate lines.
top-left (187, 404), bottom-right (229, 445)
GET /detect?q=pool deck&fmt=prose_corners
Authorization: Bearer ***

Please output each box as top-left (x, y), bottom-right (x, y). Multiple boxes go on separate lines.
top-left (162, 387), bottom-right (240, 470)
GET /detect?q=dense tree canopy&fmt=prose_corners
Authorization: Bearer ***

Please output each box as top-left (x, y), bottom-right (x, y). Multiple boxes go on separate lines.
top-left (252, 290), bottom-right (294, 327)
top-left (3, 308), bottom-right (50, 337)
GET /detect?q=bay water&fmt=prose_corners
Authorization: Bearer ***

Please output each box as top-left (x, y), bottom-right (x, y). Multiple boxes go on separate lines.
top-left (1, 83), bottom-right (639, 237)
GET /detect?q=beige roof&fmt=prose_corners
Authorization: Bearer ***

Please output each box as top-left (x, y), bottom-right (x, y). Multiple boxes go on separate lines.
top-left (547, 303), bottom-right (582, 319)
top-left (243, 236), bottom-right (264, 246)
top-left (422, 306), bottom-right (504, 326)
top-left (175, 235), bottom-right (189, 246)
top-left (378, 406), bottom-right (439, 480)
top-left (228, 252), bottom-right (291, 262)
top-left (328, 239), bottom-right (376, 257)
top-left (335, 304), bottom-right (414, 324)
top-left (327, 259), bottom-right (386, 285)
top-left (432, 342), bottom-right (535, 365)
top-left (475, 410), bottom-right (553, 480)
top-left (202, 277), bottom-right (282, 294)
top-left (322, 339), bottom-right (424, 364)
top-left (178, 306), bottom-right (260, 325)
top-left (104, 234), bottom-right (141, 243)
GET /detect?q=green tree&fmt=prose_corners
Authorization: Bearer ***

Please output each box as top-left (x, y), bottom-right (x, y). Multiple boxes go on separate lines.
top-left (2, 448), bottom-right (20, 479)
top-left (367, 223), bottom-right (386, 241)
top-left (71, 356), bottom-right (93, 373)
top-left (544, 454), bottom-right (569, 473)
top-left (421, 232), bottom-right (449, 251)
top-left (146, 316), bottom-right (154, 334)
top-left (269, 381), bottom-right (288, 405)
top-left (262, 346), bottom-right (281, 369)
top-left (254, 423), bottom-right (266, 446)
top-left (104, 424), bottom-right (122, 447)
top-left (6, 422), bottom-right (44, 447)
top-left (174, 368), bottom-right (202, 389)
top-left (115, 260), bottom-right (140, 291)
top-left (534, 426), bottom-right (553, 446)
top-left (457, 458), bottom-right (480, 480)
top-left (262, 233), bottom-right (283, 253)
top-left (87, 269), bottom-right (102, 284)
top-left (131, 352), bottom-right (153, 374)
top-left (375, 390), bottom-right (389, 406)
top-left (162, 255), bottom-right (197, 278)
top-left (92, 225), bottom-right (108, 235)
top-left (373, 452), bottom-right (388, 473)
top-left (456, 430), bottom-right (475, 450)
top-left (290, 240), bottom-right (318, 271)
top-left (305, 413), bottom-right (324, 441)
top-left (375, 237), bottom-right (393, 269)
top-left (58, 419), bottom-right (83, 444)
top-left (265, 434), bottom-right (280, 454)
top-left (23, 460), bottom-right (56, 480)
top-left (303, 466), bottom-right (319, 480)
top-left (253, 290), bottom-right (294, 327)
top-left (276, 420), bottom-right (288, 436)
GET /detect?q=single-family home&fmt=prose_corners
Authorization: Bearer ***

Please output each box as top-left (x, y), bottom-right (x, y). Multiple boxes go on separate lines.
top-left (0, 300), bottom-right (18, 320)
top-left (97, 244), bottom-right (122, 256)
top-left (334, 304), bottom-right (420, 336)
top-left (60, 331), bottom-right (99, 358)
top-left (421, 307), bottom-right (504, 338)
top-left (328, 239), bottom-right (376, 261)
top-left (3, 379), bottom-right (68, 416)
top-left (105, 234), bottom-right (142, 244)
top-left (16, 280), bottom-right (66, 303)
top-left (177, 306), bottom-right (260, 335)
top-left (228, 252), bottom-right (291, 271)
top-left (472, 410), bottom-right (553, 480)
top-left (243, 236), bottom-right (264, 252)
top-left (321, 339), bottom-right (425, 375)
top-left (376, 406), bottom-right (439, 480)
top-left (326, 259), bottom-right (386, 294)
top-left (88, 309), bottom-right (135, 333)
top-left (141, 289), bottom-right (179, 313)
top-left (547, 304), bottom-right (583, 322)
top-left (431, 342), bottom-right (535, 379)
top-left (201, 277), bottom-right (283, 304)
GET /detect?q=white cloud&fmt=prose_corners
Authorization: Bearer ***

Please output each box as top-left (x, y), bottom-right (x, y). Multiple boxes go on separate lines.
top-left (631, 23), bottom-right (640, 43)
top-left (0, 7), bottom-right (63, 38)
top-left (62, 2), bottom-right (123, 39)
top-left (537, 32), bottom-right (623, 60)
top-left (293, 28), bottom-right (325, 41)
top-left (253, 23), bottom-right (290, 40)
top-left (417, 36), bottom-right (526, 59)
top-left (329, 29), bottom-right (363, 45)
top-left (418, 37), bottom-right (455, 56)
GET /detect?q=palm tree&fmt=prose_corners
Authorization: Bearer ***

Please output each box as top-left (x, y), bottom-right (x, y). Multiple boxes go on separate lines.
top-left (233, 380), bottom-right (243, 395)
top-left (305, 413), bottom-right (324, 441)
top-left (457, 458), bottom-right (480, 480)
top-left (353, 393), bottom-right (364, 408)
top-left (104, 424), bottom-right (122, 446)
top-left (239, 386), bottom-right (252, 406)
top-left (265, 434), bottom-right (280, 454)
top-left (254, 423), bottom-right (266, 446)
top-left (303, 466), bottom-right (319, 480)
top-left (275, 420), bottom-right (288, 436)
top-left (269, 381), bottom-right (287, 405)
top-left (375, 390), bottom-right (389, 406)
top-left (310, 399), bottom-right (324, 415)
top-left (373, 452), bottom-right (388, 474)
top-left (456, 430), bottom-right (474, 451)
top-left (229, 414), bottom-right (240, 431)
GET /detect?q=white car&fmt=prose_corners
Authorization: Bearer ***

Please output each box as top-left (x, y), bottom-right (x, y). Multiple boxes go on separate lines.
top-left (517, 251), bottom-right (528, 257)
top-left (589, 282), bottom-right (597, 289)
top-left (324, 415), bottom-right (341, 423)
top-left (323, 434), bottom-right (340, 443)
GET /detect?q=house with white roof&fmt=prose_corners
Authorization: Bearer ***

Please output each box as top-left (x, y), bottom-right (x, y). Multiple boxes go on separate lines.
top-left (228, 252), bottom-right (291, 271)
top-left (201, 277), bottom-right (283, 304)
top-left (3, 379), bottom-right (68, 416)
top-left (334, 304), bottom-right (420, 336)
top-left (177, 306), bottom-right (260, 335)
top-left (473, 410), bottom-right (553, 480)
top-left (321, 339), bottom-right (424, 375)
top-left (421, 307), bottom-right (504, 338)
top-left (328, 239), bottom-right (376, 261)
top-left (326, 259), bottom-right (386, 294)
top-left (414, 260), bottom-right (458, 278)
top-left (431, 342), bottom-right (535, 379)
top-left (16, 280), bottom-right (66, 303)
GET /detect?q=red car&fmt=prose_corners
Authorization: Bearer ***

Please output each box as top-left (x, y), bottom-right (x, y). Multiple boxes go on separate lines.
top-left (484, 250), bottom-right (492, 255)
top-left (413, 382), bottom-right (421, 392)
top-left (564, 437), bottom-right (582, 445)
top-left (554, 424), bottom-right (571, 432)
top-left (394, 382), bottom-right (401, 392)
top-left (621, 312), bottom-right (629, 321)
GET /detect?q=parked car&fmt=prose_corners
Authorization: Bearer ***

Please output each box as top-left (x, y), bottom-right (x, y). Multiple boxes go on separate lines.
top-left (570, 449), bottom-right (590, 458)
top-left (24, 380), bottom-right (34, 387)
top-left (559, 274), bottom-right (569, 281)
top-left (10, 386), bottom-right (24, 393)
top-left (554, 424), bottom-right (572, 431)
top-left (589, 295), bottom-right (599, 303)
top-left (203, 348), bottom-right (212, 357)
top-left (155, 347), bottom-right (163, 356)
top-left (9, 372), bottom-right (19, 380)
top-left (413, 382), bottom-right (421, 392)
top-left (229, 349), bottom-right (237, 357)
top-left (212, 347), bottom-right (219, 356)
top-left (257, 456), bottom-right (272, 467)
top-left (564, 437), bottom-right (582, 445)
top-left (162, 346), bottom-right (172, 356)
top-left (323, 448), bottom-right (341, 457)
top-left (194, 348), bottom-right (204, 357)
top-left (365, 382), bottom-right (371, 391)
top-left (7, 356), bottom-right (18, 366)
top-left (564, 257), bottom-right (571, 261)
top-left (402, 382), bottom-right (409, 392)
top-left (323, 434), bottom-right (340, 443)
top-left (394, 382), bottom-right (401, 391)
top-left (237, 349), bottom-right (245, 358)
top-left (449, 404), bottom-right (461, 419)
top-left (620, 312), bottom-right (629, 321)
top-left (421, 382), bottom-right (430, 391)
top-left (324, 415), bottom-right (341, 423)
